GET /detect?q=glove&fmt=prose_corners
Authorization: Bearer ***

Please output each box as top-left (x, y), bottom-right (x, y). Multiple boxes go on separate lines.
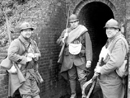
top-left (86, 61), bottom-right (91, 68)
top-left (26, 56), bottom-right (32, 62)
top-left (27, 53), bottom-right (35, 58)
top-left (62, 32), bottom-right (68, 43)
top-left (94, 65), bottom-right (102, 74)
top-left (26, 53), bottom-right (34, 64)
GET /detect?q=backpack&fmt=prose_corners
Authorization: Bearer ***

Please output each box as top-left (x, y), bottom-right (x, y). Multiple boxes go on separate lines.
top-left (115, 37), bottom-right (129, 78)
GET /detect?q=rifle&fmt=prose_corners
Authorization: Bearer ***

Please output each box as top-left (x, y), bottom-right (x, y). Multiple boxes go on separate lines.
top-left (4, 12), bottom-right (11, 44)
top-left (58, 5), bottom-right (70, 63)
top-left (4, 12), bottom-right (26, 83)
top-left (86, 57), bottom-right (105, 98)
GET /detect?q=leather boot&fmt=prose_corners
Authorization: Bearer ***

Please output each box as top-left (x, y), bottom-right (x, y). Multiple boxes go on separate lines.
top-left (69, 80), bottom-right (76, 98)
top-left (80, 79), bottom-right (87, 98)
top-left (70, 93), bottom-right (76, 98)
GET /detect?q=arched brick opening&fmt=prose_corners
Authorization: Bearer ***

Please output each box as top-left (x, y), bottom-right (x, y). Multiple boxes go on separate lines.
top-left (74, 1), bottom-right (115, 80)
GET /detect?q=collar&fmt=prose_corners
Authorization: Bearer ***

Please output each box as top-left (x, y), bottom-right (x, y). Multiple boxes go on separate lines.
top-left (108, 31), bottom-right (121, 41)
top-left (18, 35), bottom-right (31, 48)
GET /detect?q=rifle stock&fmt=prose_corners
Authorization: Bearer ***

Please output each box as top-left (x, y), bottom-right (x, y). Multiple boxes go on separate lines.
top-left (86, 80), bottom-right (96, 98)
top-left (58, 43), bottom-right (65, 63)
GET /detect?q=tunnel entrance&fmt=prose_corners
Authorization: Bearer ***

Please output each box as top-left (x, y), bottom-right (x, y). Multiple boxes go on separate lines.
top-left (78, 1), bottom-right (114, 79)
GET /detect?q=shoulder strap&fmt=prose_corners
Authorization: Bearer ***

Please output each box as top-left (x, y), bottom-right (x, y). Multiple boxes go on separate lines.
top-left (120, 37), bottom-right (129, 53)
top-left (109, 38), bottom-right (120, 52)
top-left (109, 36), bottom-right (129, 59)
top-left (108, 36), bottom-right (127, 52)
top-left (73, 31), bottom-right (87, 43)
top-left (18, 39), bottom-right (31, 55)
top-left (120, 37), bottom-right (129, 60)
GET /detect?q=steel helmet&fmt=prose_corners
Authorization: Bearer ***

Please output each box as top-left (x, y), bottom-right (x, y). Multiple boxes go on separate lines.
top-left (19, 21), bottom-right (34, 31)
top-left (69, 14), bottom-right (79, 23)
top-left (105, 19), bottom-right (120, 29)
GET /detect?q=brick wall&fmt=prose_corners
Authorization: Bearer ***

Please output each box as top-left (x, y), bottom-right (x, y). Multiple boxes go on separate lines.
top-left (0, 48), bottom-right (8, 98)
top-left (37, 0), bottom-right (68, 98)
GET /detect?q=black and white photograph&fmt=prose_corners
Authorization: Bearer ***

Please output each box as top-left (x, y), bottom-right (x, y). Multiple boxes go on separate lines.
top-left (0, 0), bottom-right (129, 98)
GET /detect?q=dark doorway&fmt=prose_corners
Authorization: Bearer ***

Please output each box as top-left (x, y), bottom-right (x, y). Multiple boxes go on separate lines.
top-left (78, 1), bottom-right (114, 80)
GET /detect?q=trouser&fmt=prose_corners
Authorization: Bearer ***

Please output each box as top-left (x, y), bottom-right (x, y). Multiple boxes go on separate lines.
top-left (68, 65), bottom-right (87, 95)
top-left (19, 75), bottom-right (40, 98)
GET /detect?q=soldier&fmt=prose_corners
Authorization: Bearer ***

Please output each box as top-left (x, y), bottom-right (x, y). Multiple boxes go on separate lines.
top-left (57, 14), bottom-right (93, 98)
top-left (7, 21), bottom-right (42, 98)
top-left (95, 19), bottom-right (129, 98)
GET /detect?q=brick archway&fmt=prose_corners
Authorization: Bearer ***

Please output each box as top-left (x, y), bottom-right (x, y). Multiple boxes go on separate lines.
top-left (74, 0), bottom-right (116, 17)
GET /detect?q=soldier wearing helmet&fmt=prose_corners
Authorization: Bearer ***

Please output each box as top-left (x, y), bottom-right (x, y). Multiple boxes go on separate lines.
top-left (104, 18), bottom-right (120, 29)
top-left (57, 14), bottom-right (93, 98)
top-left (104, 19), bottom-right (121, 38)
top-left (94, 18), bottom-right (129, 98)
top-left (7, 21), bottom-right (42, 98)
top-left (19, 21), bottom-right (34, 39)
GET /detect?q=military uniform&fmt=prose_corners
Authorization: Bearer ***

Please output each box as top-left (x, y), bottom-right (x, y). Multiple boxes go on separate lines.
top-left (95, 19), bottom-right (129, 98)
top-left (7, 22), bottom-right (42, 98)
top-left (57, 14), bottom-right (93, 98)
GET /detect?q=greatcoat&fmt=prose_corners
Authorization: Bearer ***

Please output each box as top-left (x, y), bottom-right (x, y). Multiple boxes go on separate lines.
top-left (7, 35), bottom-right (41, 97)
top-left (57, 25), bottom-right (93, 79)
top-left (98, 32), bottom-right (129, 98)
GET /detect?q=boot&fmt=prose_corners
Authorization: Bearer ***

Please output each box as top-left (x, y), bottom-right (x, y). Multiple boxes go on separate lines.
top-left (70, 93), bottom-right (76, 98)
top-left (80, 79), bottom-right (87, 98)
top-left (69, 80), bottom-right (76, 98)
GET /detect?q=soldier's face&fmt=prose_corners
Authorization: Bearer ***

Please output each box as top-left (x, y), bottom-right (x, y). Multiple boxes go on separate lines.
top-left (70, 21), bottom-right (79, 29)
top-left (106, 27), bottom-right (118, 38)
top-left (21, 29), bottom-right (33, 39)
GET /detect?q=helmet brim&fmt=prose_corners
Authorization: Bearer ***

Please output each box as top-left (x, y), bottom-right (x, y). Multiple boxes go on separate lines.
top-left (21, 27), bottom-right (34, 31)
top-left (104, 26), bottom-right (120, 29)
top-left (69, 19), bottom-right (79, 23)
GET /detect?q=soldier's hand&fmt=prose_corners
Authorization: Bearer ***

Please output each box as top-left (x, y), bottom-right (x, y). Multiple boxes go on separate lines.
top-left (86, 61), bottom-right (91, 68)
top-left (26, 53), bottom-right (34, 62)
top-left (94, 65), bottom-right (102, 73)
top-left (26, 56), bottom-right (32, 62)
top-left (64, 32), bottom-right (68, 38)
top-left (61, 38), bottom-right (65, 43)
top-left (27, 53), bottom-right (35, 58)
top-left (56, 38), bottom-right (61, 44)
top-left (33, 53), bottom-right (40, 61)
top-left (61, 32), bottom-right (68, 43)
